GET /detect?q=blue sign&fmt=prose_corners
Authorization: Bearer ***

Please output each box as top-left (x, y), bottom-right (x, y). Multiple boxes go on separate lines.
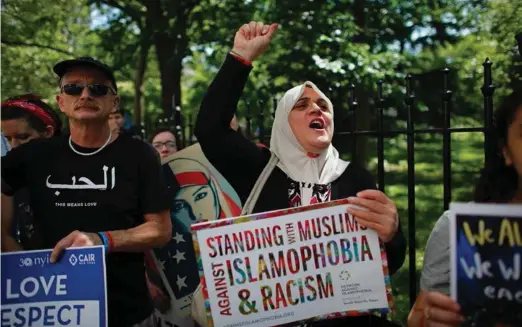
top-left (451, 203), bottom-right (522, 327)
top-left (1, 246), bottom-right (107, 327)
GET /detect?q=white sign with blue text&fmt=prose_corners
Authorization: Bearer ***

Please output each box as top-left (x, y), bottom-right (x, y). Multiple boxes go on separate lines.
top-left (1, 246), bottom-right (107, 327)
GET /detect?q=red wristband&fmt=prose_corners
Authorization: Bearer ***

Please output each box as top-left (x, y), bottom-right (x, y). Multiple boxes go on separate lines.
top-left (229, 51), bottom-right (252, 66)
top-left (419, 315), bottom-right (425, 327)
top-left (103, 231), bottom-right (114, 253)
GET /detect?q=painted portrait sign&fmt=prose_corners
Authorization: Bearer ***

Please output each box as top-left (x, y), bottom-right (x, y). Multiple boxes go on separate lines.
top-left (145, 143), bottom-right (243, 327)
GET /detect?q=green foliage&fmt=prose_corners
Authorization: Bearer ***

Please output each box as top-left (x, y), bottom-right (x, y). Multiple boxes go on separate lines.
top-left (1, 0), bottom-right (97, 102)
top-left (411, 0), bottom-right (522, 123)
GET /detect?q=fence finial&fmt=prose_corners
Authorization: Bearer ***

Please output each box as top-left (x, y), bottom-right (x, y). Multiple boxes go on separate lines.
top-left (481, 58), bottom-right (494, 97)
top-left (376, 79), bottom-right (386, 193)
top-left (515, 32), bottom-right (522, 56)
top-left (441, 66), bottom-right (453, 210)
top-left (257, 100), bottom-right (265, 144)
top-left (377, 79), bottom-right (384, 105)
top-left (404, 74), bottom-right (415, 105)
top-left (187, 113), bottom-right (193, 146)
top-left (245, 100), bottom-right (252, 139)
top-left (441, 67), bottom-right (452, 101)
top-left (480, 58), bottom-right (496, 169)
top-left (348, 83), bottom-right (358, 110)
top-left (403, 72), bottom-right (416, 309)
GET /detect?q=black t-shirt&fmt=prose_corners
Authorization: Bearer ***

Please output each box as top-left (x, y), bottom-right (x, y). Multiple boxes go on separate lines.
top-left (12, 187), bottom-right (41, 249)
top-left (1, 134), bottom-right (170, 326)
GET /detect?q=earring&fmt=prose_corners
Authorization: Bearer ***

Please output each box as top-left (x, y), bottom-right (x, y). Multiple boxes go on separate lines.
top-left (502, 147), bottom-right (513, 166)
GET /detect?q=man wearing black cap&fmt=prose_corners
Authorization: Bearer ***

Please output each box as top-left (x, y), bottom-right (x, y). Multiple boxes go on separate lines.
top-left (1, 57), bottom-right (172, 326)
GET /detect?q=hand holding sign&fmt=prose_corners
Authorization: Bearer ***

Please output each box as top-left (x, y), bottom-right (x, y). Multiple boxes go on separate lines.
top-left (51, 230), bottom-right (103, 263)
top-left (422, 292), bottom-right (463, 327)
top-left (192, 199), bottom-right (392, 327)
top-left (347, 190), bottom-right (399, 243)
top-left (2, 247), bottom-right (107, 327)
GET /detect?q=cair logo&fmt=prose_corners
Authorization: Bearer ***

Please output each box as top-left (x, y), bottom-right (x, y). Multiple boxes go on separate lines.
top-left (68, 253), bottom-right (96, 266)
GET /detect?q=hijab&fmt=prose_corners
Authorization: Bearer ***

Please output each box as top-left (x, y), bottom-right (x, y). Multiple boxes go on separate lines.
top-left (270, 81), bottom-right (349, 185)
top-left (168, 157), bottom-right (242, 220)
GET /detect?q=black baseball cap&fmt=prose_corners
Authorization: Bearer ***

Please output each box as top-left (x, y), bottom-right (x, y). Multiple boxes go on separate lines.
top-left (53, 56), bottom-right (118, 93)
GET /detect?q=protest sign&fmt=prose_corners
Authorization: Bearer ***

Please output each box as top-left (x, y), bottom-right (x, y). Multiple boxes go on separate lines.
top-left (191, 199), bottom-right (393, 327)
top-left (450, 202), bottom-right (522, 326)
top-left (1, 246), bottom-right (107, 327)
top-left (146, 143), bottom-right (243, 327)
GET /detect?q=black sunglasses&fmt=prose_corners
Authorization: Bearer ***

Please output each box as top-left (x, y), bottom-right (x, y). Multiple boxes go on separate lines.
top-left (61, 84), bottom-right (116, 97)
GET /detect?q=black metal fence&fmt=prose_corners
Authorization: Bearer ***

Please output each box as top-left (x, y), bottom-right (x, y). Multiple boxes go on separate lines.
top-left (169, 59), bottom-right (497, 309)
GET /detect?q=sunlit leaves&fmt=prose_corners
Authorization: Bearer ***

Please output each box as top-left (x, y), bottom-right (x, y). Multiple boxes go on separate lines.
top-left (1, 0), bottom-right (96, 101)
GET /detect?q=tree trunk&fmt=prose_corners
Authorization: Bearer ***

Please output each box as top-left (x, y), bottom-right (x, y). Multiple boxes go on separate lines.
top-left (351, 0), bottom-right (368, 44)
top-left (154, 32), bottom-right (176, 121)
top-left (153, 35), bottom-right (185, 122)
top-left (146, 2), bottom-right (175, 121)
top-left (153, 30), bottom-right (185, 150)
top-left (140, 1), bottom-right (198, 143)
top-left (133, 32), bottom-right (151, 126)
top-left (151, 7), bottom-right (190, 149)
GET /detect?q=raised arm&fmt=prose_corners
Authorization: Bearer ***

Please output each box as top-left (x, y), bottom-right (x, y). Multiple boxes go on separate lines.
top-left (195, 22), bottom-right (278, 200)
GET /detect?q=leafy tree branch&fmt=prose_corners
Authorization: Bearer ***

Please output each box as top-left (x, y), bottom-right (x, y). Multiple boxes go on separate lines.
top-left (1, 39), bottom-right (74, 56)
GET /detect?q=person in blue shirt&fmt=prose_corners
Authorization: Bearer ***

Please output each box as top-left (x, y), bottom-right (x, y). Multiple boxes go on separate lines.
top-left (1, 133), bottom-right (9, 156)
